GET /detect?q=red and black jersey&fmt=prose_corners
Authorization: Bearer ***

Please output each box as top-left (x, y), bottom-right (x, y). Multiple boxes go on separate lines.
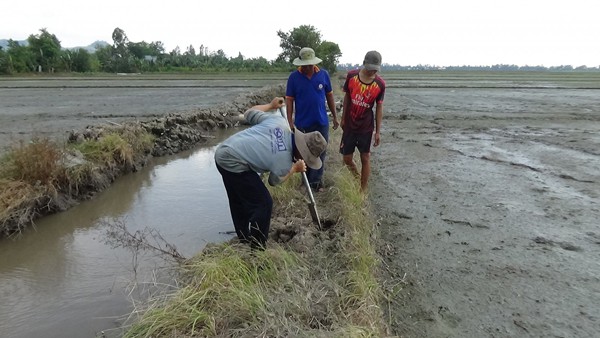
top-left (342, 69), bottom-right (386, 133)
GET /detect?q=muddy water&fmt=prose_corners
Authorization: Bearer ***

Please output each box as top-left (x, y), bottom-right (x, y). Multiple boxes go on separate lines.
top-left (0, 129), bottom-right (238, 338)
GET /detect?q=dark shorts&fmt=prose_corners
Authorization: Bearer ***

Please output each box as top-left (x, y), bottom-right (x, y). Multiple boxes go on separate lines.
top-left (339, 131), bottom-right (372, 155)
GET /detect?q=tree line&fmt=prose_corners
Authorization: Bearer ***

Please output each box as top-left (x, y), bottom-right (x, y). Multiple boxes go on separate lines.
top-left (0, 25), bottom-right (342, 75)
top-left (2, 26), bottom-right (596, 75)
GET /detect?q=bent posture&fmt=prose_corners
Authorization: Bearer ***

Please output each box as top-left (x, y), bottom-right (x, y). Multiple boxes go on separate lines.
top-left (215, 97), bottom-right (327, 249)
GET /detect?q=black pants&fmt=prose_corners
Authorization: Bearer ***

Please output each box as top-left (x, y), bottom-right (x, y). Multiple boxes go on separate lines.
top-left (296, 124), bottom-right (329, 189)
top-left (216, 164), bottom-right (272, 247)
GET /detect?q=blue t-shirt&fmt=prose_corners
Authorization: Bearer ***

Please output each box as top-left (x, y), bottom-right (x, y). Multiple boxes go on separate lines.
top-left (286, 67), bottom-right (332, 128)
top-left (214, 109), bottom-right (293, 186)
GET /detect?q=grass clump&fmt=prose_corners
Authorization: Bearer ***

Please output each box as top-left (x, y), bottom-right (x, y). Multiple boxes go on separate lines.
top-left (71, 127), bottom-right (154, 169)
top-left (0, 179), bottom-right (46, 236)
top-left (125, 244), bottom-right (311, 337)
top-left (0, 138), bottom-right (66, 186)
top-left (0, 139), bottom-right (67, 236)
top-left (73, 133), bottom-right (134, 167)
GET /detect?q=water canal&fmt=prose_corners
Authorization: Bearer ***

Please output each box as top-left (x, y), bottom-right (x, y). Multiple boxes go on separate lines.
top-left (0, 129), bottom-right (238, 338)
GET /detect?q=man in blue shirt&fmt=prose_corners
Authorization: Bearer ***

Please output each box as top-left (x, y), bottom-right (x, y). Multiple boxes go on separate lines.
top-left (286, 47), bottom-right (339, 192)
top-left (215, 97), bottom-right (327, 250)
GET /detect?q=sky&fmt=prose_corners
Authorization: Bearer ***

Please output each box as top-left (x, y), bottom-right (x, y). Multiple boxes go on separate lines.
top-left (3, 0), bottom-right (599, 67)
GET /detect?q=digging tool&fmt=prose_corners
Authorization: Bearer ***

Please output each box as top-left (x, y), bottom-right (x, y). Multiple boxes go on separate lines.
top-left (301, 171), bottom-right (322, 230)
top-left (277, 105), bottom-right (322, 230)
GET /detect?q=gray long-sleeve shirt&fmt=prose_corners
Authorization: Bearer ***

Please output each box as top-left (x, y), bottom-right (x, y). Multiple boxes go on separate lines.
top-left (214, 109), bottom-right (293, 186)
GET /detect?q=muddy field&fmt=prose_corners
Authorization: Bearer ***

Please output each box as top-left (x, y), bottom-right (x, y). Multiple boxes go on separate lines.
top-left (373, 76), bottom-right (600, 337)
top-left (0, 74), bottom-right (287, 149)
top-left (1, 73), bottom-right (599, 337)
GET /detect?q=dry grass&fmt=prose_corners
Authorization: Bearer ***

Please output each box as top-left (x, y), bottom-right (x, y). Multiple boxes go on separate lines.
top-left (0, 179), bottom-right (46, 236)
top-left (0, 138), bottom-right (66, 189)
top-left (0, 139), bottom-right (66, 236)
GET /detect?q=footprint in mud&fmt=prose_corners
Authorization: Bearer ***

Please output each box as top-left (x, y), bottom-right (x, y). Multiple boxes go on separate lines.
top-left (437, 306), bottom-right (461, 328)
top-left (585, 232), bottom-right (600, 245)
top-left (532, 236), bottom-right (583, 252)
top-left (557, 242), bottom-right (583, 252)
top-left (533, 236), bottom-right (554, 245)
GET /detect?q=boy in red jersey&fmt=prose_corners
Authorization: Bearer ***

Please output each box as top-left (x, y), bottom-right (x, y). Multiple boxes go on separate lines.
top-left (339, 51), bottom-right (386, 192)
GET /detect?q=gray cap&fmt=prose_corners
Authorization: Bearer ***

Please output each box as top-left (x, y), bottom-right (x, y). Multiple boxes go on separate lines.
top-left (363, 50), bottom-right (382, 71)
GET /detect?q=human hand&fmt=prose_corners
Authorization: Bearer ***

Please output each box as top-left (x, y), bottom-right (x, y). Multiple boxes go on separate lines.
top-left (373, 132), bottom-right (381, 147)
top-left (332, 118), bottom-right (339, 130)
top-left (293, 159), bottom-right (307, 173)
top-left (271, 97), bottom-right (285, 109)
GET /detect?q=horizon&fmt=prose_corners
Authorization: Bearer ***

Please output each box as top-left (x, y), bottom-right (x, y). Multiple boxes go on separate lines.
top-left (3, 0), bottom-right (599, 68)
top-left (1, 38), bottom-right (596, 69)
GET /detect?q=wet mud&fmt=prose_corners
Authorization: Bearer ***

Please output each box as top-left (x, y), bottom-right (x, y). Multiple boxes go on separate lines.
top-left (373, 87), bottom-right (600, 337)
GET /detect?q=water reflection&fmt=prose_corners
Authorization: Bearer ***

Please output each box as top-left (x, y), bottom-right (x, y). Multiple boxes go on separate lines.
top-left (0, 131), bottom-right (238, 338)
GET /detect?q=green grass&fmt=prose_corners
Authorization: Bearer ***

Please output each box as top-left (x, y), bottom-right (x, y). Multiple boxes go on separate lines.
top-left (71, 127), bottom-right (153, 169)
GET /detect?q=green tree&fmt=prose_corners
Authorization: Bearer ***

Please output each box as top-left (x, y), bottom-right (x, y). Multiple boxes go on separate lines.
top-left (316, 41), bottom-right (342, 74)
top-left (246, 57), bottom-right (272, 72)
top-left (1, 40), bottom-right (35, 73)
top-left (208, 49), bottom-right (228, 70)
top-left (150, 41), bottom-right (165, 55)
top-left (277, 25), bottom-right (321, 63)
top-left (28, 28), bottom-right (62, 72)
top-left (0, 47), bottom-right (7, 74)
top-left (128, 41), bottom-right (149, 59)
top-left (276, 25), bottom-right (341, 73)
top-left (128, 41), bottom-right (163, 59)
top-left (94, 44), bottom-right (114, 72)
top-left (185, 45), bottom-right (196, 57)
top-left (71, 48), bottom-right (93, 72)
top-left (111, 27), bottom-right (134, 72)
top-left (59, 49), bottom-right (74, 72)
top-left (181, 45), bottom-right (198, 68)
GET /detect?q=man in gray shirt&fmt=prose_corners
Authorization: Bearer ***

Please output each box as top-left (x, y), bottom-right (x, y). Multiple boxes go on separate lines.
top-left (215, 97), bottom-right (327, 250)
